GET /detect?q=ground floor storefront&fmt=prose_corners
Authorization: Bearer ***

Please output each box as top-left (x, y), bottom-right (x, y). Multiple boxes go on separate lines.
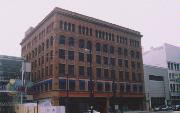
top-left (52, 97), bottom-right (144, 113)
top-left (34, 91), bottom-right (145, 113)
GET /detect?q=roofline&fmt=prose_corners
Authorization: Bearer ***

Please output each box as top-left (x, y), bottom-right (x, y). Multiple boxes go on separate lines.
top-left (0, 55), bottom-right (24, 61)
top-left (143, 64), bottom-right (168, 70)
top-left (21, 7), bottom-right (142, 45)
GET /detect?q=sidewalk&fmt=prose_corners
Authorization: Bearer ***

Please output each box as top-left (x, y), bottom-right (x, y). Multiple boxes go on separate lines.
top-left (124, 111), bottom-right (149, 113)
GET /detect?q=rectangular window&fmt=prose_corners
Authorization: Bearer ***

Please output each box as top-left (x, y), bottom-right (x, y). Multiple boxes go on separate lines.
top-left (118, 47), bottom-right (122, 55)
top-left (87, 54), bottom-right (92, 62)
top-left (60, 21), bottom-right (63, 29)
top-left (50, 50), bottom-right (53, 60)
top-left (97, 82), bottom-right (103, 91)
top-left (59, 79), bottom-right (66, 90)
top-left (79, 52), bottom-right (84, 61)
top-left (96, 68), bottom-right (101, 79)
top-left (111, 70), bottom-right (115, 79)
top-left (124, 60), bottom-right (128, 68)
top-left (118, 59), bottom-right (123, 67)
top-left (105, 82), bottom-right (110, 91)
top-left (137, 62), bottom-right (141, 69)
top-left (103, 44), bottom-right (108, 53)
top-left (124, 48), bottom-right (128, 56)
top-left (132, 72), bottom-right (136, 81)
top-left (69, 80), bottom-right (75, 91)
top-left (59, 36), bottom-right (65, 44)
top-left (168, 62), bottom-right (171, 70)
top-left (119, 71), bottom-right (124, 81)
top-left (126, 84), bottom-right (131, 92)
top-left (120, 84), bottom-right (124, 92)
top-left (139, 85), bottom-right (143, 92)
top-left (96, 55), bottom-right (101, 64)
top-left (72, 24), bottom-right (75, 32)
top-left (133, 85), bottom-right (137, 92)
top-left (103, 57), bottom-right (108, 65)
top-left (79, 80), bottom-right (85, 90)
top-left (68, 51), bottom-right (74, 60)
top-left (125, 72), bottom-right (129, 81)
top-left (171, 63), bottom-right (174, 70)
top-left (131, 61), bottom-right (135, 69)
top-left (149, 75), bottom-right (164, 81)
top-left (136, 51), bottom-right (140, 59)
top-left (68, 65), bottom-right (74, 76)
top-left (79, 66), bottom-right (84, 76)
top-left (177, 64), bottom-right (180, 70)
top-left (110, 58), bottom-right (115, 66)
top-left (59, 49), bottom-right (65, 59)
top-left (104, 69), bottom-right (109, 79)
top-left (59, 64), bottom-right (65, 76)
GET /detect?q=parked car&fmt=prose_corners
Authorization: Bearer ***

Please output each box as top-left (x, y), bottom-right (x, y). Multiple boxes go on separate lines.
top-left (160, 105), bottom-right (168, 111)
top-left (167, 105), bottom-right (173, 110)
top-left (173, 105), bottom-right (180, 111)
top-left (154, 106), bottom-right (160, 111)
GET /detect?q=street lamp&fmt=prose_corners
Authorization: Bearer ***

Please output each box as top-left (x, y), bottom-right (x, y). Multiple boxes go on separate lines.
top-left (85, 48), bottom-right (94, 113)
top-left (66, 74), bottom-right (69, 113)
top-left (112, 78), bottom-right (116, 113)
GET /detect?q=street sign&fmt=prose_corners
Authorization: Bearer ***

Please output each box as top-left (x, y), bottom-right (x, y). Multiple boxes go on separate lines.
top-left (115, 105), bottom-right (119, 110)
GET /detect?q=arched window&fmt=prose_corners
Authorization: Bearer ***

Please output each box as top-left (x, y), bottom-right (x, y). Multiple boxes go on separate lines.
top-left (59, 35), bottom-right (65, 44)
top-left (96, 43), bottom-right (101, 51)
top-left (64, 22), bottom-right (67, 30)
top-left (68, 37), bottom-right (74, 46)
top-left (50, 36), bottom-right (53, 46)
top-left (42, 43), bottom-right (44, 51)
top-left (46, 39), bottom-right (49, 49)
top-left (86, 41), bottom-right (92, 50)
top-left (79, 39), bottom-right (85, 48)
top-left (38, 45), bottom-right (41, 53)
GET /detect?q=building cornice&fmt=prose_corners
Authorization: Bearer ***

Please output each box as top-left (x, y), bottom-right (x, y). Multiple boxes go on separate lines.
top-left (21, 7), bottom-right (142, 45)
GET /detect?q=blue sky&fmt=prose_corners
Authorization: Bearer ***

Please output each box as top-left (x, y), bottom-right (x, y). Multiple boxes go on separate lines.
top-left (0, 0), bottom-right (179, 57)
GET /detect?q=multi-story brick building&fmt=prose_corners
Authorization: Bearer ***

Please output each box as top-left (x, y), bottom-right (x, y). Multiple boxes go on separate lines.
top-left (21, 7), bottom-right (144, 113)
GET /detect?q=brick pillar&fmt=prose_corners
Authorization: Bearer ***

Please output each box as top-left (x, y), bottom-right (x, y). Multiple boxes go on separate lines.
top-left (52, 76), bottom-right (59, 90)
top-left (51, 96), bottom-right (59, 106)
top-left (105, 98), bottom-right (110, 113)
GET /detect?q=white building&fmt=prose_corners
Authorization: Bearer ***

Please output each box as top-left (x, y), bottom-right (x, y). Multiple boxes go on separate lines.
top-left (143, 43), bottom-right (180, 105)
top-left (144, 65), bottom-right (169, 109)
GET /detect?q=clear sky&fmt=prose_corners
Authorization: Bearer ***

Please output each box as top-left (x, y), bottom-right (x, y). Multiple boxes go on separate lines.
top-left (0, 0), bottom-right (179, 57)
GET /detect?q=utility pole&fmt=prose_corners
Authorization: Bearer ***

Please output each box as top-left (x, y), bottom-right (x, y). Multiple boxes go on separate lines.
top-left (66, 74), bottom-right (69, 113)
top-left (89, 47), bottom-right (94, 113)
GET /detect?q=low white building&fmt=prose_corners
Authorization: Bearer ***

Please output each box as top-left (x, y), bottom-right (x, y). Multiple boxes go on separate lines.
top-left (143, 43), bottom-right (180, 105)
top-left (144, 65), bottom-right (169, 109)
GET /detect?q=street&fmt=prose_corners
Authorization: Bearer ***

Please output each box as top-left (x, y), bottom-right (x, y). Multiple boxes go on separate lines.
top-left (124, 111), bottom-right (180, 113)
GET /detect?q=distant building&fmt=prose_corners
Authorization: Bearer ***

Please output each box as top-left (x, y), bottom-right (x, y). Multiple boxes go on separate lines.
top-left (143, 43), bottom-right (180, 105)
top-left (144, 65), bottom-right (169, 109)
top-left (0, 55), bottom-right (23, 113)
top-left (21, 7), bottom-right (144, 113)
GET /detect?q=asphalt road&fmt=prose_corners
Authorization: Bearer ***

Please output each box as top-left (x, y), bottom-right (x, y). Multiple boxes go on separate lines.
top-left (124, 111), bottom-right (180, 113)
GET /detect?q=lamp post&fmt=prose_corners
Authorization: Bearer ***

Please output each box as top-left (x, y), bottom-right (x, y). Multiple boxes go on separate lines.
top-left (112, 75), bottom-right (116, 113)
top-left (85, 48), bottom-right (94, 113)
top-left (66, 74), bottom-right (69, 113)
